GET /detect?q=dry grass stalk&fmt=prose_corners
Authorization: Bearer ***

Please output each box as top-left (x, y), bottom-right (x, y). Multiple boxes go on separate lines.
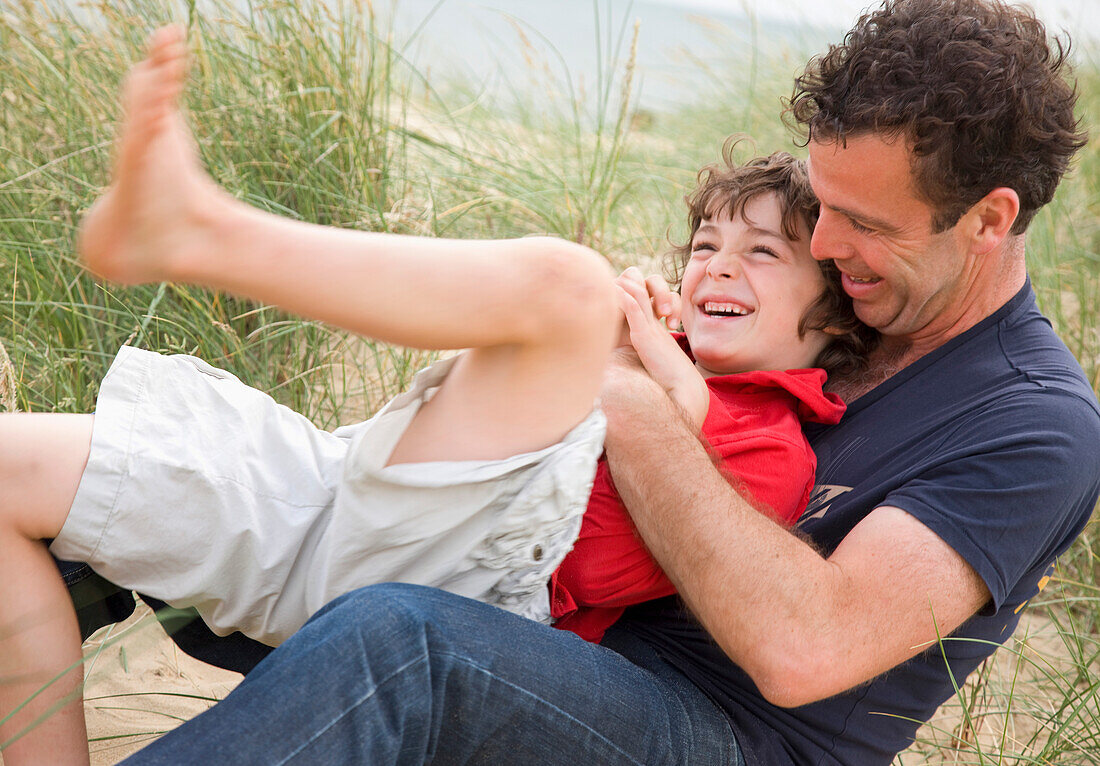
top-left (0, 339), bottom-right (17, 412)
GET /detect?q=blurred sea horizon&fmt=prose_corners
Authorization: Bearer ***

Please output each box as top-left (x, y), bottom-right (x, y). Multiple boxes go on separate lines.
top-left (50, 0), bottom-right (1099, 113)
top-left (387, 0), bottom-right (1098, 112)
top-left (386, 0), bottom-right (823, 112)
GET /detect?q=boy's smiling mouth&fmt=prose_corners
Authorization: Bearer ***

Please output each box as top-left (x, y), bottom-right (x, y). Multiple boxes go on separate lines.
top-left (701, 300), bottom-right (754, 317)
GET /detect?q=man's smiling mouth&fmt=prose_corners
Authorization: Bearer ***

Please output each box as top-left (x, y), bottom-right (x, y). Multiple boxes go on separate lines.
top-left (839, 272), bottom-right (884, 295)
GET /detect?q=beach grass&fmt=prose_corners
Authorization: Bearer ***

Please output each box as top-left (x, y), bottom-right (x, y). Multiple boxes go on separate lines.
top-left (1, 0), bottom-right (1098, 762)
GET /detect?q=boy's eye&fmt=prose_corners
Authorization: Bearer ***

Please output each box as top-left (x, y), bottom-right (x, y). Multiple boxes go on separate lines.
top-left (751, 246), bottom-right (779, 258)
top-left (690, 242), bottom-right (717, 254)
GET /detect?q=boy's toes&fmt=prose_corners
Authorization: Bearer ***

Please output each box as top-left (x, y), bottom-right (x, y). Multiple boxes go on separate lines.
top-left (146, 25), bottom-right (186, 62)
top-left (120, 32), bottom-right (187, 125)
top-left (146, 28), bottom-right (188, 98)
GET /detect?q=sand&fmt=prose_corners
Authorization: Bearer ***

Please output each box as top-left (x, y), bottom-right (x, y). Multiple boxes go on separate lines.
top-left (81, 601), bottom-right (242, 765)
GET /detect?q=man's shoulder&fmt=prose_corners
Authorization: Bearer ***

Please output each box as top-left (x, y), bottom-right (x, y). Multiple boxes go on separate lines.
top-left (951, 291), bottom-right (1099, 417)
top-left (886, 284), bottom-right (1094, 406)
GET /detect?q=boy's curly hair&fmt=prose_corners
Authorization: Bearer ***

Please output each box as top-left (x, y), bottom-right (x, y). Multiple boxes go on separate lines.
top-left (787, 0), bottom-right (1086, 234)
top-left (666, 142), bottom-right (878, 378)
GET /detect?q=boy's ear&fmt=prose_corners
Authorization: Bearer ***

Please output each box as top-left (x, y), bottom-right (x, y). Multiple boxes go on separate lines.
top-left (964, 187), bottom-right (1020, 255)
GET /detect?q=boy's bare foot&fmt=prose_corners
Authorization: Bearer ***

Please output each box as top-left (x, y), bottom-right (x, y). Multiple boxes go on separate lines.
top-left (78, 26), bottom-right (229, 284)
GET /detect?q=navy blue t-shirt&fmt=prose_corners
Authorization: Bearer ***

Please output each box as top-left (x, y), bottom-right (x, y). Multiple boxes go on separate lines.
top-left (615, 284), bottom-right (1100, 765)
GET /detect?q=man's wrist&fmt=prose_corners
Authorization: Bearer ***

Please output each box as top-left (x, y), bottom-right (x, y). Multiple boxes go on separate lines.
top-left (604, 378), bottom-right (696, 450)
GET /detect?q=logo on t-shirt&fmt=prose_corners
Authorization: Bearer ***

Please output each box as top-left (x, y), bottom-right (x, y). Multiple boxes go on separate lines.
top-left (798, 484), bottom-right (852, 525)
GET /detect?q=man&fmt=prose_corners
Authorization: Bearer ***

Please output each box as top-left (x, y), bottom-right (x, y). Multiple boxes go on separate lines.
top-left (115, 0), bottom-right (1100, 763)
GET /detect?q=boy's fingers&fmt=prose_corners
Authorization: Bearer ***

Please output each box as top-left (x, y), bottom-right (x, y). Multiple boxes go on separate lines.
top-left (616, 276), bottom-right (647, 301)
top-left (644, 274), bottom-right (678, 323)
top-left (617, 269), bottom-right (682, 329)
top-left (616, 279), bottom-right (660, 324)
top-left (663, 297), bottom-right (682, 330)
top-left (617, 266), bottom-right (646, 287)
top-left (616, 286), bottom-right (659, 342)
top-left (615, 284), bottom-right (645, 323)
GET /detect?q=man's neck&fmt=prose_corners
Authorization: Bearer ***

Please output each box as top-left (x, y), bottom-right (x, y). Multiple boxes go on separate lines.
top-left (828, 241), bottom-right (1027, 403)
top-left (826, 342), bottom-right (914, 402)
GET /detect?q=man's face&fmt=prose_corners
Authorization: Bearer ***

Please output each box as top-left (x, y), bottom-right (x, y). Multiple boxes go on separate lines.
top-left (679, 193), bottom-right (829, 377)
top-left (806, 134), bottom-right (975, 345)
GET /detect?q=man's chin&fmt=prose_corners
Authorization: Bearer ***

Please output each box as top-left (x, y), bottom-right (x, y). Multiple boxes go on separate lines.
top-left (853, 301), bottom-right (891, 333)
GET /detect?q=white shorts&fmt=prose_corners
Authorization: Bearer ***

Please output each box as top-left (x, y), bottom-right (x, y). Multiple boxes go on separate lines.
top-left (51, 346), bottom-right (605, 646)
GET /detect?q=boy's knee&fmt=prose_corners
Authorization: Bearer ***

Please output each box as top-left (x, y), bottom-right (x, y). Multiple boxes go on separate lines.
top-left (521, 239), bottom-right (618, 344)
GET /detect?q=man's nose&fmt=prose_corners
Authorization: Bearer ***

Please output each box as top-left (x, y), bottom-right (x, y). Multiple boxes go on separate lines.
top-left (810, 210), bottom-right (841, 262)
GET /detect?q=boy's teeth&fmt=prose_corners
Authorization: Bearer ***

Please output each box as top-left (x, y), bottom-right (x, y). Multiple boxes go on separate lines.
top-left (703, 301), bottom-right (750, 316)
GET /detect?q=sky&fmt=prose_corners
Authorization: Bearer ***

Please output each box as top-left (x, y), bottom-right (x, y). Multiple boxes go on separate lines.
top-left (652, 0), bottom-right (1098, 36)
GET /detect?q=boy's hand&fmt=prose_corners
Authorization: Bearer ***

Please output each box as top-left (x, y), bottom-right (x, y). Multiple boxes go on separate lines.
top-left (615, 268), bottom-right (681, 345)
top-left (616, 277), bottom-right (709, 430)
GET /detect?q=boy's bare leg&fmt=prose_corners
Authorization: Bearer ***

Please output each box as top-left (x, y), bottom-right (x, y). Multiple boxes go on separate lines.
top-left (80, 27), bottom-right (618, 461)
top-left (0, 414), bottom-right (94, 766)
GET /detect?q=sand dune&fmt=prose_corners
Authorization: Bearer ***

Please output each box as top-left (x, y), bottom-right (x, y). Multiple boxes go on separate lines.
top-left (82, 601), bottom-right (242, 765)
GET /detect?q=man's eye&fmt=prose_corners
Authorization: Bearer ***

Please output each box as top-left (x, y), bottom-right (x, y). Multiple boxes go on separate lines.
top-left (849, 219), bottom-right (875, 235)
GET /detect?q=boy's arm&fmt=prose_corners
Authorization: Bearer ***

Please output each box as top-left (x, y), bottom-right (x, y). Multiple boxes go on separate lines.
top-left (615, 275), bottom-right (708, 428)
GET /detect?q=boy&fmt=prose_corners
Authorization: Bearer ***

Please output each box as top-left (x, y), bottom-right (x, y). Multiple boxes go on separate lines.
top-left (551, 145), bottom-right (874, 641)
top-left (0, 27), bottom-right (870, 766)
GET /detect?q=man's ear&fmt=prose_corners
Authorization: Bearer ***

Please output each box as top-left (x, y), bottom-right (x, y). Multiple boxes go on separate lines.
top-left (965, 187), bottom-right (1020, 255)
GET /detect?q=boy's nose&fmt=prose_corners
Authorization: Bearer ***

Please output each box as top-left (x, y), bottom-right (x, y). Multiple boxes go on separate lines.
top-left (705, 253), bottom-right (742, 280)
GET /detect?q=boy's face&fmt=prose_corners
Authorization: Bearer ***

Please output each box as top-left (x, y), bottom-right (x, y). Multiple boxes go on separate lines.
top-left (680, 193), bottom-right (830, 378)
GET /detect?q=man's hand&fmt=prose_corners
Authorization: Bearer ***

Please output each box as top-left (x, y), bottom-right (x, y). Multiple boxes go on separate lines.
top-left (599, 348), bottom-right (665, 435)
top-left (616, 278), bottom-right (709, 429)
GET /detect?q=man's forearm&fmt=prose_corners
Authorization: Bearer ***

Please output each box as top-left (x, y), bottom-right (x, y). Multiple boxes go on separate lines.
top-left (602, 386), bottom-right (841, 700)
top-left (600, 370), bottom-right (989, 707)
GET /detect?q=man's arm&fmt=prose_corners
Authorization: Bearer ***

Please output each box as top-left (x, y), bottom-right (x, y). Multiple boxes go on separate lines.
top-left (600, 358), bottom-right (990, 707)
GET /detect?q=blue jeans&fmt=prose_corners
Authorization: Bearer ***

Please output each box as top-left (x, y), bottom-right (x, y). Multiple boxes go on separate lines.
top-left (123, 583), bottom-right (745, 765)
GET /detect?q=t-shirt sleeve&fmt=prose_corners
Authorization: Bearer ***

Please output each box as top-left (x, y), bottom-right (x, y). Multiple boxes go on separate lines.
top-left (701, 388), bottom-right (817, 525)
top-left (884, 390), bottom-right (1100, 610)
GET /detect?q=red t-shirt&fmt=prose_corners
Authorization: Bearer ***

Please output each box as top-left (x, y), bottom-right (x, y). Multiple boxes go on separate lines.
top-left (550, 338), bottom-right (845, 642)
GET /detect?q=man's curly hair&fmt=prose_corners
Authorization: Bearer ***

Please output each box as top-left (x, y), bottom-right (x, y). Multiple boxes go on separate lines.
top-left (787, 0), bottom-right (1087, 234)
